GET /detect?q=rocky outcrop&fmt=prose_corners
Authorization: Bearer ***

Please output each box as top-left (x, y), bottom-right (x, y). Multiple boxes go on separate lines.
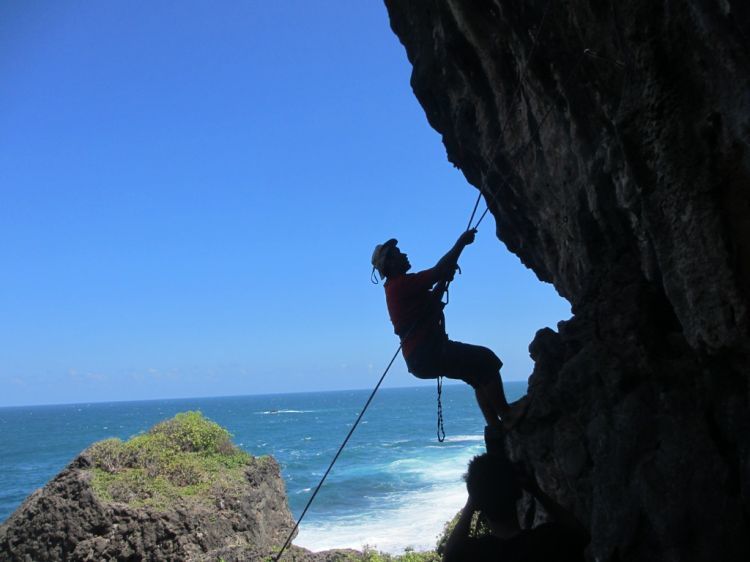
top-left (0, 413), bottom-right (357, 562)
top-left (0, 452), bottom-right (294, 562)
top-left (384, 1), bottom-right (750, 560)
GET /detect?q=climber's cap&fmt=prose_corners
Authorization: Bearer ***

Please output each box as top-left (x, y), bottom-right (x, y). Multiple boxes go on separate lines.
top-left (371, 238), bottom-right (398, 279)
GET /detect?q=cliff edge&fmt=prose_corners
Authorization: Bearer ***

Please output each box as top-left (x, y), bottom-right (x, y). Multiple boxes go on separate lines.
top-left (384, 1), bottom-right (750, 560)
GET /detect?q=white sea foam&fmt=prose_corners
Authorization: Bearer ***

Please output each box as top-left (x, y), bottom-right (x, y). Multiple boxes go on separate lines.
top-left (294, 480), bottom-right (467, 554)
top-left (256, 409), bottom-right (312, 415)
top-left (385, 446), bottom-right (481, 484)
top-left (383, 438), bottom-right (410, 447)
top-left (294, 443), bottom-right (484, 554)
top-left (441, 434), bottom-right (484, 443)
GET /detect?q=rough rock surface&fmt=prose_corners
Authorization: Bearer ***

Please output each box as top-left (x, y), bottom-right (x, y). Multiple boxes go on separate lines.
top-left (0, 451), bottom-right (346, 561)
top-left (384, 1), bottom-right (749, 560)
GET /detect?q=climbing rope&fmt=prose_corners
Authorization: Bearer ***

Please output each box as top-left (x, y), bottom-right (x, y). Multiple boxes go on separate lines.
top-left (468, 46), bottom-right (592, 232)
top-left (464, 0), bottom-right (556, 233)
top-left (583, 48), bottom-right (626, 68)
top-left (274, 5), bottom-right (624, 559)
top-left (436, 376), bottom-right (446, 442)
top-left (446, 0), bottom-right (558, 326)
top-left (273, 344), bottom-right (402, 561)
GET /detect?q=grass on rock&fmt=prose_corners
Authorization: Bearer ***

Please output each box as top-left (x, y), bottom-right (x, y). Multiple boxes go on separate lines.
top-left (89, 411), bottom-right (453, 560)
top-left (88, 411), bottom-right (255, 509)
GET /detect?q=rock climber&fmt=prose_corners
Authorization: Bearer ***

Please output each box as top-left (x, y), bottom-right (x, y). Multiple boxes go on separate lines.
top-left (371, 230), bottom-right (521, 428)
top-left (442, 452), bottom-right (590, 561)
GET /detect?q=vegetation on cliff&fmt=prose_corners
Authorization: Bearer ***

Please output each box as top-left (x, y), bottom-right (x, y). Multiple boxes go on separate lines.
top-left (297, 510), bottom-right (489, 561)
top-left (434, 509), bottom-right (491, 555)
top-left (88, 411), bottom-right (256, 508)
top-left (84, 412), bottom-right (461, 559)
top-left (345, 547), bottom-right (440, 561)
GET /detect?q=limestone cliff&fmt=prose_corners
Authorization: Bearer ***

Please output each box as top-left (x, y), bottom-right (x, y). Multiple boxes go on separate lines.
top-left (384, 1), bottom-right (750, 560)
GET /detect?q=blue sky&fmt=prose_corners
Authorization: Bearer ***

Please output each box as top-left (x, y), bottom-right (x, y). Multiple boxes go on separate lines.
top-left (0, 1), bottom-right (570, 407)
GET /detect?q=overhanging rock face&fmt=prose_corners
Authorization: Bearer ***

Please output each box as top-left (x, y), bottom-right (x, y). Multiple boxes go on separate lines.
top-left (384, 1), bottom-right (750, 560)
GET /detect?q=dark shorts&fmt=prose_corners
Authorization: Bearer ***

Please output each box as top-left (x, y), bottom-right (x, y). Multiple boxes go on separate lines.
top-left (404, 338), bottom-right (502, 389)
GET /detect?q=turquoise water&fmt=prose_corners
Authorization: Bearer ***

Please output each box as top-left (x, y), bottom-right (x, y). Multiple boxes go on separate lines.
top-left (0, 382), bottom-right (526, 553)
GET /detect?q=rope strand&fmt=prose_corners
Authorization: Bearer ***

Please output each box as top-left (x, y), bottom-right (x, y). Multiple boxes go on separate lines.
top-left (436, 376), bottom-right (446, 442)
top-left (275, 279), bottom-right (454, 560)
top-left (471, 0), bottom-right (556, 228)
top-left (274, 345), bottom-right (402, 561)
top-left (472, 48), bottom-right (590, 230)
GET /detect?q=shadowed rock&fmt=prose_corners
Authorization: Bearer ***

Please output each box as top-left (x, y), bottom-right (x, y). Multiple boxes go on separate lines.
top-left (384, 1), bottom-right (750, 560)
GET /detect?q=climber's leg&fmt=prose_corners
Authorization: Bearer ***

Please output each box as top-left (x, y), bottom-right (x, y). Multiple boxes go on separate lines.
top-left (475, 388), bottom-right (501, 427)
top-left (481, 375), bottom-right (510, 418)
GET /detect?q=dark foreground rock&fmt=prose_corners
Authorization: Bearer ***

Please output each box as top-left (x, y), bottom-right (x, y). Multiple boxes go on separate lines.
top-left (385, 1), bottom-right (749, 561)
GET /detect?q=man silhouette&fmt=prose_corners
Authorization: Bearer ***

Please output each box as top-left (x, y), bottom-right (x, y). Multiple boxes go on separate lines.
top-left (372, 230), bottom-right (521, 428)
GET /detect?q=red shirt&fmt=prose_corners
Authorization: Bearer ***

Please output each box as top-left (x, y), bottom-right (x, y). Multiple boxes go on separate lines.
top-left (384, 268), bottom-right (444, 358)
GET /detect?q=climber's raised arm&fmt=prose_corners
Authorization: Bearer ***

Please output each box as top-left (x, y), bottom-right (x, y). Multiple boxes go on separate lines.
top-left (434, 229), bottom-right (476, 280)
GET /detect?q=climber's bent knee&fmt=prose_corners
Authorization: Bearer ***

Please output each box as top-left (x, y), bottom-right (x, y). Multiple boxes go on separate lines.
top-left (405, 339), bottom-right (502, 389)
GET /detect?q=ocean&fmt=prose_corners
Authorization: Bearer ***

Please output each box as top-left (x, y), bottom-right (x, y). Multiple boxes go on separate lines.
top-left (0, 382), bottom-right (526, 554)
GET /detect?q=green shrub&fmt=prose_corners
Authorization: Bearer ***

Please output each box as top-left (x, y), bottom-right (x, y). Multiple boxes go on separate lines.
top-left (88, 411), bottom-right (251, 509)
top-left (88, 438), bottom-right (126, 473)
top-left (434, 509), bottom-right (492, 555)
top-left (356, 546), bottom-right (439, 561)
top-left (149, 411), bottom-right (236, 454)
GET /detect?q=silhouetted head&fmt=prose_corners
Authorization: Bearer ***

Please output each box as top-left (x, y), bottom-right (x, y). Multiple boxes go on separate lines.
top-left (371, 239), bottom-right (411, 279)
top-left (466, 453), bottom-right (522, 524)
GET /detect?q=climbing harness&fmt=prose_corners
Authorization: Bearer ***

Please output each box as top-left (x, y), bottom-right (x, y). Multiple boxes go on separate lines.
top-left (274, 2), bottom-right (631, 558)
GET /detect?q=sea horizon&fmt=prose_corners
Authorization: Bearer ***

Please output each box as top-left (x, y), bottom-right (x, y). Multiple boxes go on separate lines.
top-left (0, 379), bottom-right (530, 410)
top-left (0, 382), bottom-right (528, 553)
